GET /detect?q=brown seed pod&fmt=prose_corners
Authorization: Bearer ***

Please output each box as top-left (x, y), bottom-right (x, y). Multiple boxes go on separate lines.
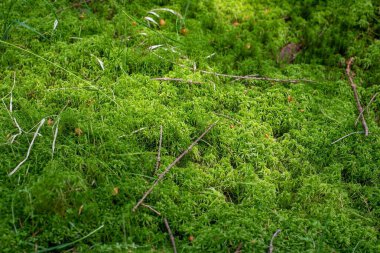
top-left (159, 19), bottom-right (166, 26)
top-left (180, 27), bottom-right (188, 35)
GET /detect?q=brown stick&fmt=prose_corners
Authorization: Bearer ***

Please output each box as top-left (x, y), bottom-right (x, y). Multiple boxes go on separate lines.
top-left (234, 242), bottom-right (243, 253)
top-left (355, 92), bottom-right (378, 127)
top-left (346, 57), bottom-right (369, 136)
top-left (268, 229), bottom-right (281, 253)
top-left (132, 121), bottom-right (218, 212)
top-left (164, 218), bottom-right (177, 253)
top-left (151, 52), bottom-right (314, 84)
top-left (141, 203), bottom-right (161, 216)
top-left (154, 125), bottom-right (163, 175)
top-left (198, 70), bottom-right (314, 83)
top-left (152, 77), bottom-right (204, 84)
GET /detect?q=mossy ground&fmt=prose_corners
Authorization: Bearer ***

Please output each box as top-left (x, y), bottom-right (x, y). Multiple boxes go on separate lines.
top-left (0, 0), bottom-right (379, 252)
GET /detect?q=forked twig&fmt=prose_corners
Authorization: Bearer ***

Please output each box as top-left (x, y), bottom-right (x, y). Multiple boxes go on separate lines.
top-left (132, 121), bottom-right (218, 212)
top-left (152, 77), bottom-right (204, 84)
top-left (164, 218), bottom-right (177, 253)
top-left (154, 125), bottom-right (163, 175)
top-left (355, 92), bottom-right (378, 127)
top-left (346, 58), bottom-right (369, 136)
top-left (8, 118), bottom-right (46, 176)
top-left (268, 229), bottom-right (281, 253)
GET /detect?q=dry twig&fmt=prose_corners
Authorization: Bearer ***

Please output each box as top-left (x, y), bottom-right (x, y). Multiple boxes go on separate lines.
top-left (355, 92), bottom-right (378, 127)
top-left (154, 125), bottom-right (163, 175)
top-left (132, 121), bottom-right (218, 212)
top-left (152, 77), bottom-right (204, 84)
top-left (198, 70), bottom-right (314, 83)
top-left (268, 229), bottom-right (281, 253)
top-left (234, 242), bottom-right (243, 253)
top-left (164, 218), bottom-right (177, 253)
top-left (346, 57), bottom-right (369, 136)
top-left (141, 203), bottom-right (161, 216)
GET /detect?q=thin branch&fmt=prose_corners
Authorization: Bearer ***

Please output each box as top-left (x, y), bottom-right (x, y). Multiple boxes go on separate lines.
top-left (355, 92), bottom-right (378, 127)
top-left (152, 77), bottom-right (204, 84)
top-left (141, 203), bottom-right (161, 216)
top-left (234, 242), bottom-right (243, 253)
top-left (154, 125), bottom-right (163, 175)
top-left (164, 218), bottom-right (177, 253)
top-left (268, 229), bottom-right (281, 253)
top-left (346, 57), bottom-right (369, 136)
top-left (132, 121), bottom-right (218, 212)
top-left (198, 70), bottom-right (314, 83)
top-left (150, 52), bottom-right (313, 84)
top-left (8, 118), bottom-right (46, 176)
top-left (214, 112), bottom-right (241, 125)
top-left (331, 131), bottom-right (365, 145)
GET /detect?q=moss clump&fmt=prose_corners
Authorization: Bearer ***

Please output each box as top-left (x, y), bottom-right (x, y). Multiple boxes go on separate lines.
top-left (0, 0), bottom-right (379, 252)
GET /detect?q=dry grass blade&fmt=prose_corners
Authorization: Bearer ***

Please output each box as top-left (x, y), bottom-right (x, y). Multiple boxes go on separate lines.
top-left (52, 118), bottom-right (60, 157)
top-left (331, 131), bottom-right (365, 145)
top-left (8, 118), bottom-right (46, 176)
top-left (132, 121), bottom-right (218, 212)
top-left (152, 77), bottom-right (204, 84)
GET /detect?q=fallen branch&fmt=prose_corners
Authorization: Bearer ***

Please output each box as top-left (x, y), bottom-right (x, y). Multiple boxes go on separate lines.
top-left (132, 121), bottom-right (218, 212)
top-left (268, 229), bottom-right (281, 253)
top-left (164, 218), bottom-right (177, 253)
top-left (152, 77), bottom-right (204, 84)
top-left (346, 58), bottom-right (369, 136)
top-left (154, 125), bottom-right (163, 175)
top-left (8, 118), bottom-right (46, 176)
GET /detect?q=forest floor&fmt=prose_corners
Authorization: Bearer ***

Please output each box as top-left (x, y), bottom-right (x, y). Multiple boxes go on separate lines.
top-left (0, 0), bottom-right (379, 252)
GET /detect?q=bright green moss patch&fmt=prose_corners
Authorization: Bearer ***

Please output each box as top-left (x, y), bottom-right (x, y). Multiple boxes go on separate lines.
top-left (0, 0), bottom-right (379, 252)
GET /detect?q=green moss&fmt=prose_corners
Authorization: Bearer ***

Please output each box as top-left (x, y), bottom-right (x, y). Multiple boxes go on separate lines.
top-left (0, 0), bottom-right (379, 252)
